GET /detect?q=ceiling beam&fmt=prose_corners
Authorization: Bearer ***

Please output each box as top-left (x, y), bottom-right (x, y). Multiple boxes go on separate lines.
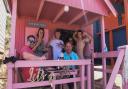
top-left (68, 11), bottom-right (87, 25)
top-left (53, 7), bottom-right (65, 23)
top-left (82, 16), bottom-right (100, 27)
top-left (36, 0), bottom-right (45, 21)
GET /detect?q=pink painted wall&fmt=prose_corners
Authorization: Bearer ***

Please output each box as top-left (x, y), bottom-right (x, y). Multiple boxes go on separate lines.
top-left (15, 17), bottom-right (80, 53)
top-left (104, 13), bottom-right (125, 30)
top-left (25, 27), bottom-right (49, 45)
top-left (104, 13), bottom-right (118, 30)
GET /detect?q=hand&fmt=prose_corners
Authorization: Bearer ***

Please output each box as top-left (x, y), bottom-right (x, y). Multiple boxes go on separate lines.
top-left (83, 32), bottom-right (87, 36)
top-left (41, 56), bottom-right (46, 60)
top-left (74, 32), bottom-right (77, 35)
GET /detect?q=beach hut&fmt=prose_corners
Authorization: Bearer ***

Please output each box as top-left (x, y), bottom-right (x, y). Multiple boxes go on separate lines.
top-left (6, 0), bottom-right (128, 89)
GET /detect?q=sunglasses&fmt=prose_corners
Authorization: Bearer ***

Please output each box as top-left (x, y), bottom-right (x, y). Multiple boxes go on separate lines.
top-left (28, 39), bottom-right (35, 44)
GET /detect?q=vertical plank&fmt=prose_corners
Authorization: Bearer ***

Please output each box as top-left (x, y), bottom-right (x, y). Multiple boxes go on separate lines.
top-left (87, 64), bottom-right (91, 89)
top-left (81, 65), bottom-right (85, 89)
top-left (7, 63), bottom-right (14, 89)
top-left (109, 31), bottom-right (115, 67)
top-left (73, 74), bottom-right (77, 89)
top-left (100, 16), bottom-right (107, 88)
top-left (9, 0), bottom-right (17, 56)
top-left (124, 0), bottom-right (128, 43)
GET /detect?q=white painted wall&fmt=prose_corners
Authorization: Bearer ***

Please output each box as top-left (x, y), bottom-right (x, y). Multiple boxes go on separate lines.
top-left (0, 0), bottom-right (7, 54)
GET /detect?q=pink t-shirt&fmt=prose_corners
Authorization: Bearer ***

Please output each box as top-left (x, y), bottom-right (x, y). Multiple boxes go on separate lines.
top-left (20, 45), bottom-right (33, 59)
top-left (20, 45), bottom-right (38, 82)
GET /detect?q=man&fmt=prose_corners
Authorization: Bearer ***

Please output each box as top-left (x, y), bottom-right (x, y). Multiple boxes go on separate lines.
top-left (64, 41), bottom-right (79, 89)
top-left (20, 35), bottom-right (46, 82)
top-left (20, 35), bottom-right (46, 60)
top-left (64, 41), bottom-right (78, 61)
top-left (50, 30), bottom-right (64, 60)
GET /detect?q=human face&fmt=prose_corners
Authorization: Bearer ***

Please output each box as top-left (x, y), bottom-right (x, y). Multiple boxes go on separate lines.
top-left (39, 29), bottom-right (44, 34)
top-left (55, 32), bottom-right (61, 39)
top-left (65, 42), bottom-right (72, 54)
top-left (38, 29), bottom-right (44, 38)
top-left (27, 37), bottom-right (35, 48)
top-left (77, 32), bottom-right (82, 39)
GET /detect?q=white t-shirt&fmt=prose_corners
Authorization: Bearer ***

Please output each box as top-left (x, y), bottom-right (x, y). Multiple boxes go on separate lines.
top-left (50, 39), bottom-right (64, 60)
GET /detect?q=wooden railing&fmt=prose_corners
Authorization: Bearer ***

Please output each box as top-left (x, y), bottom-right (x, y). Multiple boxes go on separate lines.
top-left (6, 60), bottom-right (91, 89)
top-left (93, 45), bottom-right (128, 89)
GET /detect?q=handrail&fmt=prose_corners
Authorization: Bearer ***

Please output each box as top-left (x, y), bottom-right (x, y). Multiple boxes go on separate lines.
top-left (93, 50), bottom-right (120, 89)
top-left (7, 60), bottom-right (91, 89)
top-left (93, 45), bottom-right (128, 89)
top-left (14, 60), bottom-right (91, 67)
top-left (93, 51), bottom-right (119, 58)
top-left (105, 49), bottom-right (125, 89)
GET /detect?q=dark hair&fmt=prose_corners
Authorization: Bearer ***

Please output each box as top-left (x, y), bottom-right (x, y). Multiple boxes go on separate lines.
top-left (54, 30), bottom-right (61, 39)
top-left (65, 41), bottom-right (73, 46)
top-left (54, 30), bottom-right (60, 35)
top-left (77, 30), bottom-right (83, 33)
top-left (76, 30), bottom-right (83, 38)
top-left (37, 28), bottom-right (44, 38)
top-left (27, 35), bottom-right (35, 41)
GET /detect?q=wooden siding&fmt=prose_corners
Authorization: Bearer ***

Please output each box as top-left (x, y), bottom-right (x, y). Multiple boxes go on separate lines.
top-left (0, 0), bottom-right (7, 54)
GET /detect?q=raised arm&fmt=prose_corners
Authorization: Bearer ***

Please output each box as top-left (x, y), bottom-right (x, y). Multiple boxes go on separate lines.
top-left (83, 32), bottom-right (92, 43)
top-left (73, 32), bottom-right (77, 41)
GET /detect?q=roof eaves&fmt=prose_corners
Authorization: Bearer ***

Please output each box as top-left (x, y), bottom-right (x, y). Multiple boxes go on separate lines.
top-left (104, 0), bottom-right (118, 17)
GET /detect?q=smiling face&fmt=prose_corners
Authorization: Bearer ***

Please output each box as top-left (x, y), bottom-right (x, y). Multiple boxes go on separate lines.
top-left (65, 42), bottom-right (73, 54)
top-left (77, 31), bottom-right (82, 39)
top-left (27, 36), bottom-right (36, 48)
top-left (55, 31), bottom-right (61, 39)
top-left (37, 28), bottom-right (44, 39)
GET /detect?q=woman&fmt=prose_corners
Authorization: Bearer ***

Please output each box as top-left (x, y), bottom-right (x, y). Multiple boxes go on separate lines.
top-left (33, 28), bottom-right (48, 57)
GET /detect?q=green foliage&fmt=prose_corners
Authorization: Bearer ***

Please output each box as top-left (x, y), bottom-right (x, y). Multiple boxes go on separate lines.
top-left (4, 16), bottom-right (11, 55)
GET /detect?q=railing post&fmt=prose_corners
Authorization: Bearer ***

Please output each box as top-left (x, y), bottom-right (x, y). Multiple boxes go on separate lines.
top-left (105, 49), bottom-right (125, 89)
top-left (7, 63), bottom-right (14, 89)
top-left (87, 64), bottom-right (91, 89)
top-left (120, 45), bottom-right (128, 89)
top-left (100, 16), bottom-right (107, 88)
top-left (81, 65), bottom-right (85, 89)
top-left (102, 56), bottom-right (107, 88)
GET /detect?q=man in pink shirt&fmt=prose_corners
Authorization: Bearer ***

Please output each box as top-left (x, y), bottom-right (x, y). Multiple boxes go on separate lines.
top-left (20, 35), bottom-right (46, 60)
top-left (20, 35), bottom-right (46, 82)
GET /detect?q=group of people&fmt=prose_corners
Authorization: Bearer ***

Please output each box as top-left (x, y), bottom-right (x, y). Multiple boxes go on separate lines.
top-left (19, 28), bottom-right (92, 88)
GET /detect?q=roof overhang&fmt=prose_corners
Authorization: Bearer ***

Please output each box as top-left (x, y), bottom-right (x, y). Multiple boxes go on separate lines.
top-left (7, 0), bottom-right (117, 25)
top-left (104, 0), bottom-right (118, 17)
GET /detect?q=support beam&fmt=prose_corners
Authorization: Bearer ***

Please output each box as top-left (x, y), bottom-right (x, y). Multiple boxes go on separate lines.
top-left (104, 0), bottom-right (117, 17)
top-left (53, 7), bottom-right (65, 23)
top-left (36, 0), bottom-right (45, 21)
top-left (82, 16), bottom-right (100, 27)
top-left (100, 16), bottom-right (107, 88)
top-left (68, 11), bottom-right (87, 25)
top-left (124, 0), bottom-right (128, 44)
top-left (9, 0), bottom-right (17, 56)
top-left (109, 31), bottom-right (115, 67)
